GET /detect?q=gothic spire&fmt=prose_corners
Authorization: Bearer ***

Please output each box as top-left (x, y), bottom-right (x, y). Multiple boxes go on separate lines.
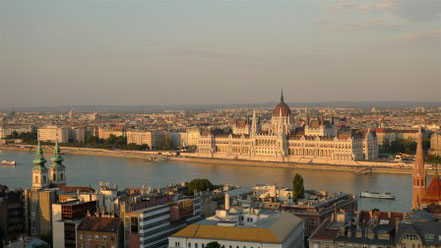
top-left (414, 127), bottom-right (425, 176)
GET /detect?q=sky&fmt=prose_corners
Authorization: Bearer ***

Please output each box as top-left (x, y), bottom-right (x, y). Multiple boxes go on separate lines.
top-left (0, 0), bottom-right (440, 108)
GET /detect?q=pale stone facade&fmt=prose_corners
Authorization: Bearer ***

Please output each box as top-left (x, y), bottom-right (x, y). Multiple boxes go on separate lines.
top-left (429, 131), bottom-right (441, 156)
top-left (196, 94), bottom-right (374, 162)
top-left (126, 130), bottom-right (165, 149)
top-left (37, 126), bottom-right (69, 143)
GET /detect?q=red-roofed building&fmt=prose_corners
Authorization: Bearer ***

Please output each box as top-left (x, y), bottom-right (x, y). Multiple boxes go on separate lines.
top-left (77, 216), bottom-right (123, 248)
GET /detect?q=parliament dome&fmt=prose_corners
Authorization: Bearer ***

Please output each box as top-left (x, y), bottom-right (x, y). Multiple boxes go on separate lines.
top-left (272, 91), bottom-right (291, 117)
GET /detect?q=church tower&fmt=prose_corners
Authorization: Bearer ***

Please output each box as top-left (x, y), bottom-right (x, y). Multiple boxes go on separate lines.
top-left (49, 141), bottom-right (66, 186)
top-left (412, 127), bottom-right (426, 209)
top-left (32, 142), bottom-right (49, 190)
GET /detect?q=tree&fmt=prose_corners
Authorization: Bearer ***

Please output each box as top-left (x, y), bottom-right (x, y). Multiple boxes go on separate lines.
top-left (292, 173), bottom-right (305, 201)
top-left (187, 179), bottom-right (214, 195)
top-left (426, 155), bottom-right (441, 165)
top-left (206, 242), bottom-right (222, 248)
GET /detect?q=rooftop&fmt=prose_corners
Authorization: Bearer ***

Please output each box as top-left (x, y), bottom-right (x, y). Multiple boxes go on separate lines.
top-left (171, 208), bottom-right (303, 243)
top-left (77, 216), bottom-right (122, 233)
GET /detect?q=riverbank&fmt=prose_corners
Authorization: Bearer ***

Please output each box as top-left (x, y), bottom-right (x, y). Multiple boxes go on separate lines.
top-left (0, 144), bottom-right (433, 175)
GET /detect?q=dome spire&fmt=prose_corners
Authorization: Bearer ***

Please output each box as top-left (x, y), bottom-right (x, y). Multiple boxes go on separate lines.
top-left (33, 141), bottom-right (47, 167)
top-left (51, 140), bottom-right (64, 167)
top-left (280, 89), bottom-right (284, 103)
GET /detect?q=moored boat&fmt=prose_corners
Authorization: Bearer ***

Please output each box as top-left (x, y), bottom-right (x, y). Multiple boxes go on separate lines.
top-left (1, 160), bottom-right (17, 166)
top-left (360, 191), bottom-right (395, 200)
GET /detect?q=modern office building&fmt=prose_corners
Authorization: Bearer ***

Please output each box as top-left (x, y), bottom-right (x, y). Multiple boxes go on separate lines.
top-left (121, 196), bottom-right (201, 248)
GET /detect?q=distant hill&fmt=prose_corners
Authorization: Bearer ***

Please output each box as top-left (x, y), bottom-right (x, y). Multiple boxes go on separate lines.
top-left (1, 101), bottom-right (440, 113)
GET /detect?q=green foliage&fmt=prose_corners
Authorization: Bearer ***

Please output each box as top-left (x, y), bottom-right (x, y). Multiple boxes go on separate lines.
top-left (59, 135), bottom-right (148, 151)
top-left (6, 131), bottom-right (37, 144)
top-left (187, 179), bottom-right (214, 195)
top-left (206, 242), bottom-right (222, 248)
top-left (292, 173), bottom-right (305, 201)
top-left (426, 155), bottom-right (441, 165)
top-left (382, 136), bottom-right (431, 155)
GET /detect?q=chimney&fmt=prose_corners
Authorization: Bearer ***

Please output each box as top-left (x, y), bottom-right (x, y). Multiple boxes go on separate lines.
top-left (225, 193), bottom-right (230, 211)
top-left (387, 210), bottom-right (392, 218)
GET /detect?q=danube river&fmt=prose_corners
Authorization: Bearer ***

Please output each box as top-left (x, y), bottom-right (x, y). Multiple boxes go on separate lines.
top-left (0, 150), bottom-right (414, 212)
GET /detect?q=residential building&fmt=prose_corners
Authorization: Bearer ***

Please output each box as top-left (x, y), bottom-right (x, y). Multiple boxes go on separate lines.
top-left (52, 200), bottom-right (97, 248)
top-left (98, 127), bottom-right (126, 140)
top-left (37, 126), bottom-right (69, 143)
top-left (0, 185), bottom-right (25, 245)
top-left (126, 130), bottom-right (165, 149)
top-left (77, 216), bottom-right (123, 248)
top-left (429, 131), bottom-right (441, 156)
top-left (309, 209), bottom-right (441, 248)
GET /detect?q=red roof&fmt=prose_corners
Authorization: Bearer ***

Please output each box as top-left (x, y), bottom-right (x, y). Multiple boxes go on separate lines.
top-left (272, 97), bottom-right (291, 118)
top-left (58, 185), bottom-right (95, 193)
top-left (422, 174), bottom-right (441, 203)
top-left (78, 216), bottom-right (121, 233)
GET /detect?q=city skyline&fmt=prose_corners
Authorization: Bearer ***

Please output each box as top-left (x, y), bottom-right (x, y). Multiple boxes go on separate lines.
top-left (1, 0), bottom-right (440, 108)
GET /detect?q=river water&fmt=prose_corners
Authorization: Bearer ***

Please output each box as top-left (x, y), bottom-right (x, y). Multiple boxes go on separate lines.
top-left (0, 150), bottom-right (414, 212)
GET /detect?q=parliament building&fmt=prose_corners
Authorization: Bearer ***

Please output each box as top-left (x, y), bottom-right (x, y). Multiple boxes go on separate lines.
top-left (196, 92), bottom-right (378, 162)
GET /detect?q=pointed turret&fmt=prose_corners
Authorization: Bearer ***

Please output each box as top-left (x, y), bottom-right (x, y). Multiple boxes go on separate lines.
top-left (33, 141), bottom-right (47, 169)
top-left (49, 141), bottom-right (66, 185)
top-left (412, 127), bottom-right (426, 209)
top-left (50, 141), bottom-right (64, 168)
top-left (251, 109), bottom-right (258, 136)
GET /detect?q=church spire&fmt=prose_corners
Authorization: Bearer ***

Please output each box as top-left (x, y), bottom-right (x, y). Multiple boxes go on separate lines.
top-left (33, 141), bottom-right (47, 168)
top-left (412, 126), bottom-right (426, 209)
top-left (280, 89), bottom-right (284, 103)
top-left (414, 127), bottom-right (425, 176)
top-left (50, 140), bottom-right (64, 168)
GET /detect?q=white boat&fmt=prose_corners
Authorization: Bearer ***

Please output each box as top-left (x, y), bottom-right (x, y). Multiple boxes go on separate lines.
top-left (1, 160), bottom-right (16, 166)
top-left (360, 191), bottom-right (395, 200)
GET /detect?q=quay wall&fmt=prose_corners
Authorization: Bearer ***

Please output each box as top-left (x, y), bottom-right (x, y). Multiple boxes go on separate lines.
top-left (1, 144), bottom-right (436, 175)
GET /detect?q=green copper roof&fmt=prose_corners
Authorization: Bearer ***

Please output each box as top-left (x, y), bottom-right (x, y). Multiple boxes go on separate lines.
top-left (33, 141), bottom-right (47, 170)
top-left (50, 141), bottom-right (64, 168)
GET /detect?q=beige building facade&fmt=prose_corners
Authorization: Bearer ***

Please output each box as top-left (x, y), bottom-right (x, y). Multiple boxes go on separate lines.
top-left (126, 130), bottom-right (165, 149)
top-left (37, 126), bottom-right (69, 143)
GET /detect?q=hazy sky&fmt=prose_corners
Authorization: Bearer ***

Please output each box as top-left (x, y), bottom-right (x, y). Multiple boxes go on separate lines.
top-left (1, 0), bottom-right (440, 108)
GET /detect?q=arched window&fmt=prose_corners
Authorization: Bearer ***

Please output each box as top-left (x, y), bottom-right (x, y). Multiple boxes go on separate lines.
top-left (53, 174), bottom-right (56, 181)
top-left (34, 176), bottom-right (39, 184)
top-left (43, 175), bottom-right (46, 183)
top-left (60, 173), bottom-right (63, 181)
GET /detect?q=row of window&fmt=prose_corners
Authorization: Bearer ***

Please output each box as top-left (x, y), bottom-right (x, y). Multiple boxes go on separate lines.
top-left (79, 234), bottom-right (115, 242)
top-left (176, 243), bottom-right (261, 248)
